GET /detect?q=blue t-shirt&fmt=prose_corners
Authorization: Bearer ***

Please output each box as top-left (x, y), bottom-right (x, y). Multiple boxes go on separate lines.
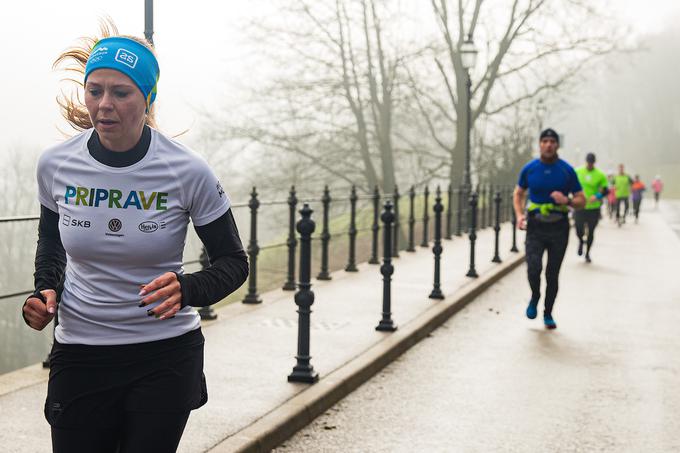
top-left (518, 158), bottom-right (582, 205)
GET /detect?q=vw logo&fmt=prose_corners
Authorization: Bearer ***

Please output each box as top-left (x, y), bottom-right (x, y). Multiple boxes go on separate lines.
top-left (108, 218), bottom-right (122, 232)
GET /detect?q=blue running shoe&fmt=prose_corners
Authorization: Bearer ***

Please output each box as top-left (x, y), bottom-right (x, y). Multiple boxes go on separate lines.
top-left (544, 315), bottom-right (557, 329)
top-left (526, 300), bottom-right (538, 319)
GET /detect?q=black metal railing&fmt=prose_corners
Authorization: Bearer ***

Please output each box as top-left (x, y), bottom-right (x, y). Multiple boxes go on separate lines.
top-left (0, 183), bottom-right (517, 304)
top-left (1, 183), bottom-right (517, 375)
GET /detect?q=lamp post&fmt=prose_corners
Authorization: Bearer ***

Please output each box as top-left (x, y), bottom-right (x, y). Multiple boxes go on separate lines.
top-left (460, 36), bottom-right (478, 279)
top-left (536, 98), bottom-right (546, 132)
top-left (144, 0), bottom-right (154, 46)
top-left (460, 36), bottom-right (478, 201)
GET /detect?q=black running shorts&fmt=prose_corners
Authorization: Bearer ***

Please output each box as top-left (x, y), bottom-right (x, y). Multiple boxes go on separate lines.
top-left (44, 328), bottom-right (207, 429)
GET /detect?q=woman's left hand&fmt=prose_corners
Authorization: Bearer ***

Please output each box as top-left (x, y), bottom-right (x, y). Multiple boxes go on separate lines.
top-left (139, 272), bottom-right (182, 320)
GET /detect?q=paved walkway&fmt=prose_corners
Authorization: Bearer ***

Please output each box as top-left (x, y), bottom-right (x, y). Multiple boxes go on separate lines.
top-left (0, 220), bottom-right (517, 452)
top-left (277, 204), bottom-right (680, 452)
top-left (659, 199), bottom-right (680, 239)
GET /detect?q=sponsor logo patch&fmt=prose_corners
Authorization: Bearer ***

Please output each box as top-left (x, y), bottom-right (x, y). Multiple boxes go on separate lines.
top-left (108, 218), bottom-right (122, 232)
top-left (138, 221), bottom-right (159, 233)
top-left (89, 46), bottom-right (109, 64)
top-left (64, 185), bottom-right (168, 211)
top-left (106, 218), bottom-right (124, 237)
top-left (63, 214), bottom-right (91, 228)
top-left (115, 48), bottom-right (138, 69)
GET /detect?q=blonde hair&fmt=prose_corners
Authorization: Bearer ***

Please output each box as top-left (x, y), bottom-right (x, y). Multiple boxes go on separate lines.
top-left (53, 19), bottom-right (158, 132)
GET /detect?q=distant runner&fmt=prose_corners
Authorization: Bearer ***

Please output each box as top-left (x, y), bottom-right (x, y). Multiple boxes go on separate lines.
top-left (606, 173), bottom-right (616, 219)
top-left (514, 128), bottom-right (585, 330)
top-left (631, 175), bottom-right (646, 223)
top-left (575, 153), bottom-right (608, 263)
top-left (652, 175), bottom-right (663, 208)
top-left (614, 164), bottom-right (633, 226)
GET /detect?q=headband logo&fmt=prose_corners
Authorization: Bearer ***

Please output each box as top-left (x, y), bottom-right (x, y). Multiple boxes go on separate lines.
top-left (115, 48), bottom-right (138, 69)
top-left (89, 46), bottom-right (109, 64)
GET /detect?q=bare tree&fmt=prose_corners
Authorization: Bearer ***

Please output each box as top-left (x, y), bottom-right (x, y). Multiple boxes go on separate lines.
top-left (200, 0), bottom-right (626, 197)
top-left (413, 0), bottom-right (626, 187)
top-left (473, 104), bottom-right (536, 185)
top-left (204, 0), bottom-right (422, 196)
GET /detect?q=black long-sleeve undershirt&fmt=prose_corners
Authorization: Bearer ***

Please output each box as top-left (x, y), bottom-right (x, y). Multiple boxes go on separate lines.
top-left (34, 206), bottom-right (248, 308)
top-left (34, 205), bottom-right (67, 299)
top-left (176, 211), bottom-right (248, 308)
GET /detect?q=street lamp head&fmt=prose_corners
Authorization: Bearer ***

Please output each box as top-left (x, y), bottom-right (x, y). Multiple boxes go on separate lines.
top-left (460, 37), bottom-right (478, 70)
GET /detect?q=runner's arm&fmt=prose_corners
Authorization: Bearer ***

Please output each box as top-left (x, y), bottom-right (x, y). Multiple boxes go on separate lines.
top-left (24, 205), bottom-right (67, 327)
top-left (598, 175), bottom-right (609, 197)
top-left (570, 191), bottom-right (586, 210)
top-left (513, 186), bottom-right (528, 229)
top-left (33, 205), bottom-right (66, 298)
top-left (563, 167), bottom-right (585, 209)
top-left (175, 209), bottom-right (248, 308)
top-left (513, 186), bottom-right (527, 217)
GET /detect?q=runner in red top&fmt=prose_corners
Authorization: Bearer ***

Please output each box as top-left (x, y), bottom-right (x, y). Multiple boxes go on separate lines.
top-left (631, 175), bottom-right (646, 223)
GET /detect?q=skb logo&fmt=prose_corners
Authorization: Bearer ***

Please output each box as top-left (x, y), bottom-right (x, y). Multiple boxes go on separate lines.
top-left (71, 219), bottom-right (91, 228)
top-left (62, 214), bottom-right (91, 228)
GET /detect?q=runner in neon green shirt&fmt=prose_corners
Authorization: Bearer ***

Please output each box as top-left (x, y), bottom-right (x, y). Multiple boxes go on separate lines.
top-left (574, 153), bottom-right (609, 262)
top-left (614, 164), bottom-right (633, 226)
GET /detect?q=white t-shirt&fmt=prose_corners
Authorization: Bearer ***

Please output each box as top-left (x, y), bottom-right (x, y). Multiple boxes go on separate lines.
top-left (37, 128), bottom-right (230, 345)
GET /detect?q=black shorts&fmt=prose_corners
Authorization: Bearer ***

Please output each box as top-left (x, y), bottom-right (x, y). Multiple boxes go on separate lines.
top-left (45, 328), bottom-right (207, 429)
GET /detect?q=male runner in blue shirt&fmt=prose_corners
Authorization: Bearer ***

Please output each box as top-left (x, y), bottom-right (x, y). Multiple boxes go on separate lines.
top-left (513, 128), bottom-right (585, 329)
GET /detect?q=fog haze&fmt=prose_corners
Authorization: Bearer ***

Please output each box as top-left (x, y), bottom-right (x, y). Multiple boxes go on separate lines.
top-left (1, 0), bottom-right (679, 376)
top-left (0, 0), bottom-right (679, 155)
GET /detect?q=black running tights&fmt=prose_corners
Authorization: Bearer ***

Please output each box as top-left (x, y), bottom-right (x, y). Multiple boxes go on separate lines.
top-left (616, 197), bottom-right (629, 220)
top-left (51, 410), bottom-right (190, 453)
top-left (574, 209), bottom-right (600, 254)
top-left (525, 219), bottom-right (569, 317)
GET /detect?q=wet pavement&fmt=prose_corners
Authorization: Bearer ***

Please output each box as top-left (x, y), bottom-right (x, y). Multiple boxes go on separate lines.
top-left (276, 203), bottom-right (680, 453)
top-left (0, 218), bottom-right (518, 452)
top-left (659, 199), bottom-right (680, 239)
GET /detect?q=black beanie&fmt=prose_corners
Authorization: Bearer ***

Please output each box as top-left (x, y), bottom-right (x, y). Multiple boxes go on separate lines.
top-left (539, 128), bottom-right (560, 143)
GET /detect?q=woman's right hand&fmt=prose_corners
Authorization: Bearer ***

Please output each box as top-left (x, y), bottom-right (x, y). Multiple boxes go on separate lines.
top-left (22, 289), bottom-right (58, 331)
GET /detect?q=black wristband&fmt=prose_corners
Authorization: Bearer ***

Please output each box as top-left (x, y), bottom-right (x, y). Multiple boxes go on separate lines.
top-left (28, 291), bottom-right (47, 305)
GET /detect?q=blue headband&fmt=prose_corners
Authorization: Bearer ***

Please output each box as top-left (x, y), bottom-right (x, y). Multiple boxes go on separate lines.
top-left (84, 37), bottom-right (160, 109)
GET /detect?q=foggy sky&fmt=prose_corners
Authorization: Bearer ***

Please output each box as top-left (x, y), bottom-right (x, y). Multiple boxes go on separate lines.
top-left (0, 0), bottom-right (678, 154)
